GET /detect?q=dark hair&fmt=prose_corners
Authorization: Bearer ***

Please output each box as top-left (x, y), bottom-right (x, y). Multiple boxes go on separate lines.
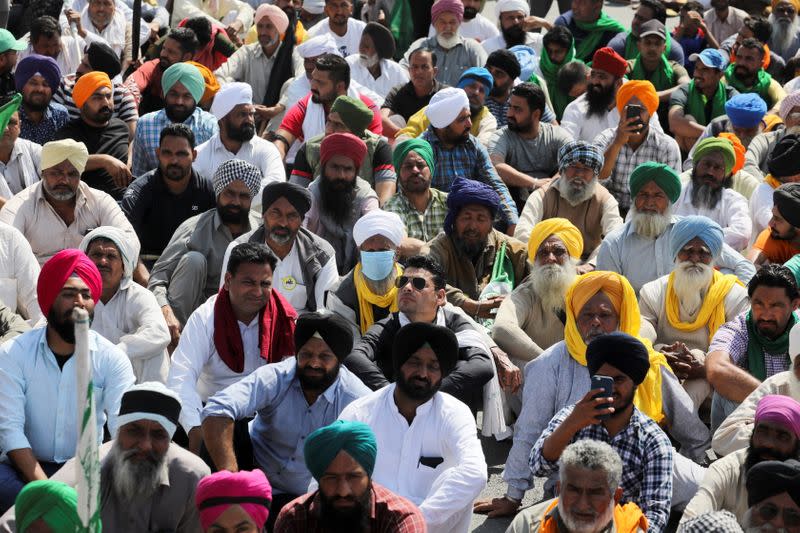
top-left (315, 53), bottom-right (351, 89)
top-left (640, 0), bottom-right (667, 23)
top-left (784, 56), bottom-right (800, 84)
top-left (30, 16), bottom-right (61, 43)
top-left (743, 16), bottom-right (772, 43)
top-left (409, 47), bottom-right (438, 67)
top-left (29, 0), bottom-right (63, 21)
top-left (166, 27), bottom-right (200, 56)
top-left (227, 243), bottom-right (277, 276)
top-left (181, 17), bottom-right (212, 47)
top-left (557, 61), bottom-right (589, 94)
top-left (510, 82), bottom-right (546, 114)
top-left (740, 37), bottom-right (766, 57)
top-left (681, 1), bottom-right (704, 13)
top-left (159, 123), bottom-right (196, 148)
top-left (748, 264), bottom-right (800, 300)
top-left (543, 25), bottom-right (573, 50)
top-left (402, 255), bottom-right (445, 291)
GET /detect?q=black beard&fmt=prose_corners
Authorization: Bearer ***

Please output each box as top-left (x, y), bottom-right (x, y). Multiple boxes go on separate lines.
top-left (48, 306), bottom-right (92, 344)
top-left (162, 164), bottom-right (190, 182)
top-left (217, 204), bottom-right (249, 225)
top-left (507, 118), bottom-right (531, 133)
top-left (297, 362), bottom-right (340, 393)
top-left (227, 123), bottom-right (255, 143)
top-left (165, 104), bottom-right (194, 123)
top-left (469, 102), bottom-right (483, 117)
top-left (396, 369), bottom-right (441, 402)
top-left (87, 107), bottom-right (112, 124)
top-left (502, 24), bottom-right (527, 47)
top-left (609, 388), bottom-right (635, 419)
top-left (463, 6), bottom-right (478, 19)
top-left (318, 484), bottom-right (372, 533)
top-left (489, 85), bottom-right (506, 98)
top-left (745, 434), bottom-right (800, 471)
top-left (24, 97), bottom-right (48, 112)
top-left (452, 233), bottom-right (487, 260)
top-left (690, 169), bottom-right (731, 209)
top-left (319, 176), bottom-right (357, 224)
top-left (586, 82), bottom-right (616, 116)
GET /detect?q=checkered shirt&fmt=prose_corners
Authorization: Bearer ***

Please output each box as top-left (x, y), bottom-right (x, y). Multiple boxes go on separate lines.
top-left (383, 188), bottom-right (448, 242)
top-left (677, 510), bottom-right (743, 532)
top-left (709, 312), bottom-right (793, 378)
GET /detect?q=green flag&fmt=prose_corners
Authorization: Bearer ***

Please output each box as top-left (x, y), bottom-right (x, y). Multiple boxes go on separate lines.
top-left (390, 0), bottom-right (414, 60)
top-left (0, 93), bottom-right (21, 138)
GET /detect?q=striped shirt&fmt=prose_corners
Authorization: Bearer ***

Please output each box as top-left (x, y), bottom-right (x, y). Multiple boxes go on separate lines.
top-left (55, 75), bottom-right (139, 124)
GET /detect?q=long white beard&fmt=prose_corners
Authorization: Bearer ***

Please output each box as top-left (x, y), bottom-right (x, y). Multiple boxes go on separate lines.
top-left (556, 176), bottom-right (597, 206)
top-left (107, 440), bottom-right (166, 502)
top-left (529, 259), bottom-right (577, 313)
top-left (558, 498), bottom-right (616, 533)
top-left (359, 53), bottom-right (380, 69)
top-left (770, 13), bottom-right (800, 55)
top-left (629, 205), bottom-right (672, 239)
top-left (672, 260), bottom-right (715, 317)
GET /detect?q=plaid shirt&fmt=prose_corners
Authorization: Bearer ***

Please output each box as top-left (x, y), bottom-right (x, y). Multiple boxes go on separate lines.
top-left (132, 107), bottom-right (218, 177)
top-left (421, 128), bottom-right (518, 225)
top-left (530, 404), bottom-right (674, 532)
top-left (19, 102), bottom-right (70, 145)
top-left (274, 483), bottom-right (427, 533)
top-left (709, 312), bottom-right (793, 378)
top-left (384, 188), bottom-right (448, 242)
top-left (594, 126), bottom-right (681, 211)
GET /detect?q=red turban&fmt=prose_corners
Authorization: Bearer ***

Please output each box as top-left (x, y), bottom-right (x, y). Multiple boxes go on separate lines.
top-left (196, 470), bottom-right (272, 530)
top-left (37, 249), bottom-right (102, 317)
top-left (592, 47), bottom-right (627, 79)
top-left (320, 132), bottom-right (368, 169)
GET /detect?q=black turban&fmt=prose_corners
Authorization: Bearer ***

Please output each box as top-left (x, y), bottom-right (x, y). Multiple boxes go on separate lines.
top-left (774, 183), bottom-right (800, 228)
top-left (747, 459), bottom-right (800, 507)
top-left (362, 22), bottom-right (395, 60)
top-left (485, 49), bottom-right (521, 81)
top-left (768, 134), bottom-right (800, 179)
top-left (586, 332), bottom-right (650, 385)
top-left (294, 312), bottom-right (353, 360)
top-left (392, 322), bottom-right (458, 377)
top-left (261, 181), bottom-right (312, 217)
top-left (86, 42), bottom-right (121, 79)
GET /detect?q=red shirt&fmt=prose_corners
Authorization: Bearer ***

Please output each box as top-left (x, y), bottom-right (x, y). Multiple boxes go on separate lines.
top-left (280, 92), bottom-right (383, 141)
top-left (124, 58), bottom-right (165, 103)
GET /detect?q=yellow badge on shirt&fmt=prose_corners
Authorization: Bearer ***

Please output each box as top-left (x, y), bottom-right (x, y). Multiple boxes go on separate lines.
top-left (282, 276), bottom-right (298, 291)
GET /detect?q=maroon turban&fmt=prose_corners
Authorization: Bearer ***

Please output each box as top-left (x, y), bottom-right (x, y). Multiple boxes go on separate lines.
top-left (320, 132), bottom-right (368, 169)
top-left (592, 47), bottom-right (627, 79)
top-left (37, 249), bottom-right (102, 317)
top-left (431, 0), bottom-right (464, 22)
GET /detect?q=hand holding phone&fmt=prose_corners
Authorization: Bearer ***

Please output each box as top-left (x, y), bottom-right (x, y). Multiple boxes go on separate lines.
top-left (626, 104), bottom-right (644, 127)
top-left (590, 375), bottom-right (615, 420)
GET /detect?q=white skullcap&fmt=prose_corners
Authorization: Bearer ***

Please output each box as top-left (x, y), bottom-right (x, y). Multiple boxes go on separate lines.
top-left (495, 0), bottom-right (531, 16)
top-left (302, 0), bottom-right (325, 14)
top-left (425, 87), bottom-right (469, 128)
top-left (79, 226), bottom-right (141, 282)
top-left (210, 82), bottom-right (253, 120)
top-left (296, 34), bottom-right (339, 59)
top-left (116, 382), bottom-right (182, 439)
top-left (353, 210), bottom-right (406, 247)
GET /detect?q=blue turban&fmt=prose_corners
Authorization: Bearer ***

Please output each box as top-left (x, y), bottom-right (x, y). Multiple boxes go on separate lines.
top-left (457, 67), bottom-right (494, 93)
top-left (15, 54), bottom-right (61, 92)
top-left (669, 215), bottom-right (724, 260)
top-left (162, 62), bottom-right (205, 104)
top-left (304, 420), bottom-right (378, 480)
top-left (724, 93), bottom-right (767, 128)
top-left (509, 45), bottom-right (539, 81)
top-left (444, 176), bottom-right (500, 235)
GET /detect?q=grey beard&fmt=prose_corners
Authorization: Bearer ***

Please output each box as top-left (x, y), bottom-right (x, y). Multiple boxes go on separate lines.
top-left (672, 260), bottom-right (715, 317)
top-left (769, 13), bottom-right (800, 55)
top-left (107, 440), bottom-right (166, 502)
top-left (529, 260), bottom-right (577, 314)
top-left (556, 176), bottom-right (597, 206)
top-left (363, 270), bottom-right (397, 295)
top-left (629, 205), bottom-right (672, 239)
top-left (558, 498), bottom-right (615, 533)
top-left (690, 181), bottom-right (724, 210)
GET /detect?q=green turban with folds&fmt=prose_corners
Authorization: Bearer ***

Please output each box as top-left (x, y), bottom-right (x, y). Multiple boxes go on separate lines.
top-left (304, 420), bottom-right (377, 480)
top-left (16, 480), bottom-right (85, 533)
top-left (330, 95), bottom-right (373, 137)
top-left (693, 137), bottom-right (736, 176)
top-left (629, 162), bottom-right (681, 204)
top-left (162, 62), bottom-right (205, 104)
top-left (392, 138), bottom-right (435, 178)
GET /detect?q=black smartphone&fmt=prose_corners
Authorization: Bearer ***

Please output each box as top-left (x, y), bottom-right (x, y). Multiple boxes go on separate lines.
top-left (626, 104), bottom-right (644, 126)
top-left (590, 375), bottom-right (614, 420)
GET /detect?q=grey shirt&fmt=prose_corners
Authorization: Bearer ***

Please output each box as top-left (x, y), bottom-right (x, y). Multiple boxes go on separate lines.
top-left (486, 123), bottom-right (573, 178)
top-left (401, 35), bottom-right (488, 88)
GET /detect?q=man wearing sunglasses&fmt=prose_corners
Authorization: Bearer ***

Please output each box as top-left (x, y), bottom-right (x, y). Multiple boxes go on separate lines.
top-left (744, 459), bottom-right (800, 532)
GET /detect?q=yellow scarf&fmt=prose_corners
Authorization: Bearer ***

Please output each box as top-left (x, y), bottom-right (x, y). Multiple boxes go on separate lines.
top-left (666, 270), bottom-right (743, 343)
top-left (354, 263), bottom-right (402, 334)
top-left (766, 174), bottom-right (783, 189)
top-left (539, 499), bottom-right (648, 533)
top-left (564, 272), bottom-right (671, 423)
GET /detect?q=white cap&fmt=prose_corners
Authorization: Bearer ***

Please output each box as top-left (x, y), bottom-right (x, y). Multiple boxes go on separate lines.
top-left (302, 0), bottom-right (325, 14)
top-left (353, 210), bottom-right (405, 247)
top-left (210, 82), bottom-right (253, 120)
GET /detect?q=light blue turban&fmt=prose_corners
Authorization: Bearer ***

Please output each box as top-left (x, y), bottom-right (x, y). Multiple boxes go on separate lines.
top-left (162, 62), bottom-right (205, 104)
top-left (669, 215), bottom-right (724, 260)
top-left (304, 420), bottom-right (378, 480)
top-left (509, 45), bottom-right (539, 81)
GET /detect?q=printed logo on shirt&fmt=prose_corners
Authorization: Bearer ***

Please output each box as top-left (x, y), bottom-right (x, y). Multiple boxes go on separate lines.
top-left (282, 276), bottom-right (298, 291)
top-left (191, 205), bottom-right (199, 211)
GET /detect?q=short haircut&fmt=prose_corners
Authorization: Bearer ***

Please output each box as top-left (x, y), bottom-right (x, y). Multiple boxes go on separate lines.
top-left (29, 0), bottom-right (63, 20)
top-left (409, 47), bottom-right (438, 67)
top-left (181, 17), bottom-right (212, 47)
top-left (402, 255), bottom-right (445, 291)
top-left (166, 27), bottom-right (200, 56)
top-left (559, 440), bottom-right (623, 493)
top-left (227, 243), bottom-right (277, 276)
top-left (510, 82), bottom-right (546, 115)
top-left (314, 53), bottom-right (351, 89)
top-left (784, 56), bottom-right (800, 84)
top-left (740, 37), bottom-right (766, 56)
top-left (743, 16), bottom-right (772, 43)
top-left (557, 61), bottom-right (589, 94)
top-left (682, 1), bottom-right (704, 13)
top-left (748, 264), bottom-right (800, 300)
top-left (543, 25), bottom-right (573, 50)
top-left (30, 16), bottom-right (61, 43)
top-left (640, 0), bottom-right (667, 23)
top-left (159, 123), bottom-right (196, 148)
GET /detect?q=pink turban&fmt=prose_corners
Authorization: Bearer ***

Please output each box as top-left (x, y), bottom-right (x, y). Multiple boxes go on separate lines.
top-left (37, 249), bottom-right (102, 317)
top-left (195, 470), bottom-right (272, 530)
top-left (431, 0), bottom-right (464, 22)
top-left (755, 394), bottom-right (800, 438)
top-left (255, 4), bottom-right (290, 35)
top-left (320, 132), bottom-right (368, 169)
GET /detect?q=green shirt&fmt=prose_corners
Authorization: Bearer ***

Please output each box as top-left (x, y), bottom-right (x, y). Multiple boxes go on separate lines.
top-left (383, 188), bottom-right (448, 242)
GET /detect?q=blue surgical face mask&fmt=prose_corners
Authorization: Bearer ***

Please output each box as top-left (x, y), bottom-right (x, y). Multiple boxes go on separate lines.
top-left (360, 250), bottom-right (396, 281)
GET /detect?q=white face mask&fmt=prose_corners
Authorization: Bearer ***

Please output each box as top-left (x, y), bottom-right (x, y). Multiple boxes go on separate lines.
top-left (359, 53), bottom-right (380, 68)
top-left (436, 32), bottom-right (460, 49)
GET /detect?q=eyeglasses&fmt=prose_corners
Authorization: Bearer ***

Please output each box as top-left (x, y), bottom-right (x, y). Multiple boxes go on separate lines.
top-left (395, 276), bottom-right (428, 291)
top-left (755, 502), bottom-right (800, 528)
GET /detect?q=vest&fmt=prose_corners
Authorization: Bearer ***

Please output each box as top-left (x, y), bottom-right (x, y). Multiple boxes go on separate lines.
top-left (540, 182), bottom-right (612, 261)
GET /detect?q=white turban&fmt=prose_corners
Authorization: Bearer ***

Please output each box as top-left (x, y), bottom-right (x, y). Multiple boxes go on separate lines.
top-left (353, 210), bottom-right (405, 247)
top-left (210, 82), bottom-right (253, 120)
top-left (41, 139), bottom-right (89, 174)
top-left (79, 225), bottom-right (141, 282)
top-left (302, 0), bottom-right (325, 14)
top-left (425, 87), bottom-right (469, 128)
top-left (495, 0), bottom-right (530, 16)
top-left (296, 34), bottom-right (339, 59)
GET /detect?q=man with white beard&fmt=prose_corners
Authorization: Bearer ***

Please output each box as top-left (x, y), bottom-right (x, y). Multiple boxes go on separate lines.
top-left (515, 140), bottom-right (623, 274)
top-left (639, 215), bottom-right (750, 410)
top-left (769, 0), bottom-right (800, 60)
top-left (597, 161), bottom-right (755, 293)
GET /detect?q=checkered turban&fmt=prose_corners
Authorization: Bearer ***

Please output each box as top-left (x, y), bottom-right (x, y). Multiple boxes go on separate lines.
top-left (212, 159), bottom-right (262, 198)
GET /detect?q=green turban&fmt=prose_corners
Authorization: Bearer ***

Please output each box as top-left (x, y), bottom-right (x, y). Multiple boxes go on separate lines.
top-left (693, 137), bottom-right (736, 176)
top-left (392, 138), bottom-right (435, 178)
top-left (629, 162), bottom-right (681, 204)
top-left (16, 480), bottom-right (84, 533)
top-left (330, 95), bottom-right (373, 137)
top-left (162, 62), bottom-right (205, 105)
top-left (304, 420), bottom-right (377, 480)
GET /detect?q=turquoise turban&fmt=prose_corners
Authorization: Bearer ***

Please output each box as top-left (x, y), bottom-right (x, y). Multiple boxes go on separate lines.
top-left (629, 161), bottom-right (681, 203)
top-left (162, 62), bottom-right (205, 104)
top-left (304, 420), bottom-right (377, 480)
top-left (16, 480), bottom-right (84, 533)
top-left (669, 215), bottom-right (724, 259)
top-left (393, 138), bottom-right (435, 176)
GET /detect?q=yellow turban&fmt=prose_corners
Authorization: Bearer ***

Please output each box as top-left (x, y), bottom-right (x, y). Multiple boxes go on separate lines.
top-left (564, 271), bottom-right (672, 423)
top-left (773, 0), bottom-right (800, 11)
top-left (527, 218), bottom-right (584, 262)
top-left (41, 139), bottom-right (89, 174)
top-left (72, 71), bottom-right (112, 109)
top-left (187, 61), bottom-right (220, 108)
top-left (616, 80), bottom-right (659, 117)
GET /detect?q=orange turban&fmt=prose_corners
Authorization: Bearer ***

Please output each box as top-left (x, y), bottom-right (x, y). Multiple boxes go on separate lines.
top-left (773, 0), bottom-right (800, 12)
top-left (72, 71), bottom-right (112, 109)
top-left (187, 61), bottom-right (220, 108)
top-left (719, 133), bottom-right (745, 174)
top-left (616, 80), bottom-right (659, 117)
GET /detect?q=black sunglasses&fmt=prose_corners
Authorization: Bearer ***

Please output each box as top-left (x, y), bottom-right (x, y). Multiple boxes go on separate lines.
top-left (395, 276), bottom-right (428, 290)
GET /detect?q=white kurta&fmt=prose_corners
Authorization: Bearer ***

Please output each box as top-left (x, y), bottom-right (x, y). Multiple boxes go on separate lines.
top-left (673, 183), bottom-right (753, 251)
top-left (345, 55), bottom-right (409, 105)
top-left (0, 222), bottom-right (41, 323)
top-left (306, 17), bottom-right (366, 57)
top-left (748, 182), bottom-right (774, 243)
